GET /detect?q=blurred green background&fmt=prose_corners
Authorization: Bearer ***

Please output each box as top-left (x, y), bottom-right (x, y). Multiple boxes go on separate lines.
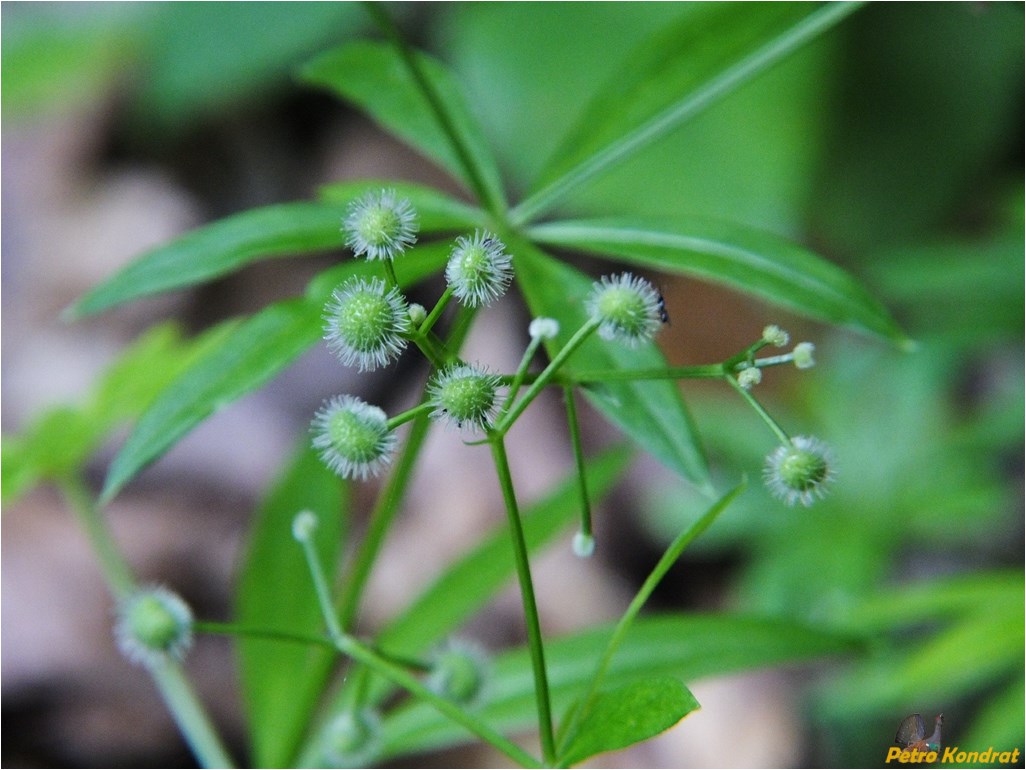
top-left (3, 2), bottom-right (1022, 767)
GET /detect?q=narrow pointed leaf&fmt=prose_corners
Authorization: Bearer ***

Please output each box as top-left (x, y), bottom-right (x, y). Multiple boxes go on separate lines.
top-left (528, 217), bottom-right (908, 344)
top-left (236, 443), bottom-right (347, 768)
top-left (560, 678), bottom-right (699, 767)
top-left (100, 299), bottom-right (322, 503)
top-left (301, 41), bottom-right (506, 209)
top-left (517, 2), bottom-right (862, 222)
top-left (380, 613), bottom-right (859, 758)
top-left (513, 240), bottom-right (712, 493)
top-left (66, 202), bottom-right (347, 319)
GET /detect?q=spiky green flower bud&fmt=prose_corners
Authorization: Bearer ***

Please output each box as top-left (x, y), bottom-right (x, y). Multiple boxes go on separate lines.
top-left (763, 435), bottom-right (836, 507)
top-left (312, 395), bottom-right (397, 480)
top-left (586, 273), bottom-right (663, 347)
top-left (115, 586), bottom-right (194, 669)
top-left (342, 189), bottom-right (418, 261)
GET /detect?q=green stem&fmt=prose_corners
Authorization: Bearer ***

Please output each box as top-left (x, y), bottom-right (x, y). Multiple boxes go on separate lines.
top-left (299, 515), bottom-right (541, 768)
top-left (568, 363), bottom-right (726, 384)
top-left (361, 2), bottom-right (506, 218)
top-left (497, 318), bottom-right (600, 434)
top-left (59, 474), bottom-right (134, 599)
top-left (499, 333), bottom-right (546, 417)
top-left (382, 257), bottom-right (400, 291)
top-left (562, 387), bottom-right (592, 541)
top-left (337, 634), bottom-right (543, 768)
top-left (724, 374), bottom-right (791, 444)
top-left (151, 666), bottom-right (237, 769)
top-left (750, 352), bottom-right (797, 368)
top-left (555, 482), bottom-right (746, 761)
top-left (387, 401), bottom-right (434, 430)
top-left (410, 329), bottom-right (449, 370)
top-left (419, 285), bottom-right (454, 337)
top-left (58, 475), bottom-right (235, 769)
top-left (489, 436), bottom-right (556, 765)
top-left (339, 411), bottom-right (433, 632)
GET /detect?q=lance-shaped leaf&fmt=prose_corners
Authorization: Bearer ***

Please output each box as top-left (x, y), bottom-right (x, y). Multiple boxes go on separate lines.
top-left (100, 298), bottom-right (322, 503)
top-left (66, 202), bottom-right (346, 319)
top-left (528, 217), bottom-right (908, 345)
top-left (236, 443), bottom-right (347, 768)
top-left (516, 2), bottom-right (862, 222)
top-left (67, 183), bottom-right (474, 319)
top-left (512, 240), bottom-right (712, 493)
top-left (301, 41), bottom-right (506, 210)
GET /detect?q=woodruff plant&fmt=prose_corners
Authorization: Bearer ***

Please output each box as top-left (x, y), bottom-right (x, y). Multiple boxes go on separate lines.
top-left (22, 3), bottom-right (914, 768)
top-left (290, 190), bottom-right (838, 768)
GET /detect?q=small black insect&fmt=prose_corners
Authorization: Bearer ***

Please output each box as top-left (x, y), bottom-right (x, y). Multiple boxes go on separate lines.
top-left (656, 289), bottom-right (670, 325)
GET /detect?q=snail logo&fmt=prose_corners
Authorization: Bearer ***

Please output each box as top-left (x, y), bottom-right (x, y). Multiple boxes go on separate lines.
top-left (896, 713), bottom-right (944, 753)
top-left (885, 712), bottom-right (1022, 765)
top-left (885, 713), bottom-right (942, 764)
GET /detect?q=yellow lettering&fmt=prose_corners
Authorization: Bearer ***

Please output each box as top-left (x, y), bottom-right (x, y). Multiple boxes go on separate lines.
top-left (886, 747), bottom-right (903, 763)
top-left (942, 746), bottom-right (957, 762)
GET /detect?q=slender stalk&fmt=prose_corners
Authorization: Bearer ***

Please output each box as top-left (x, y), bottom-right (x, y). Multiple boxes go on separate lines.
top-left (58, 475), bottom-right (235, 769)
top-left (409, 329), bottom-right (449, 370)
top-left (387, 401), bottom-right (434, 430)
top-left (299, 514), bottom-right (541, 768)
top-left (555, 482), bottom-right (745, 761)
top-left (749, 352), bottom-right (798, 368)
top-left (497, 318), bottom-right (600, 434)
top-left (337, 633), bottom-right (543, 768)
top-left (489, 436), bottom-right (556, 764)
top-left (59, 474), bottom-right (134, 599)
top-left (724, 374), bottom-right (791, 444)
top-left (338, 411), bottom-right (433, 632)
top-left (499, 333), bottom-right (546, 416)
top-left (419, 285), bottom-right (455, 337)
top-left (562, 387), bottom-right (593, 542)
top-left (567, 363), bottom-right (726, 384)
top-left (151, 666), bottom-right (237, 769)
top-left (382, 257), bottom-right (400, 291)
top-left (361, 2), bottom-right (506, 217)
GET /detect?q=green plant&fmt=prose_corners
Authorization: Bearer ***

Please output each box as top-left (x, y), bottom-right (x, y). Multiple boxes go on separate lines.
top-left (9, 3), bottom-right (1017, 768)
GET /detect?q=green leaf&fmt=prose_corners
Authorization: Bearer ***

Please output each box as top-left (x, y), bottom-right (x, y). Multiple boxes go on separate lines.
top-left (236, 442), bottom-right (346, 768)
top-left (317, 179), bottom-right (487, 232)
top-left (100, 299), bottom-right (321, 503)
top-left (67, 201), bottom-right (347, 319)
top-left (300, 41), bottom-right (506, 209)
top-left (1, 322), bottom-right (231, 504)
top-left (528, 217), bottom-right (907, 344)
top-left (513, 240), bottom-right (712, 493)
top-left (380, 613), bottom-right (858, 758)
top-left (516, 2), bottom-right (862, 222)
top-left (840, 571), bottom-right (1023, 633)
top-left (826, 610), bottom-right (1022, 715)
top-left (560, 678), bottom-right (699, 767)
